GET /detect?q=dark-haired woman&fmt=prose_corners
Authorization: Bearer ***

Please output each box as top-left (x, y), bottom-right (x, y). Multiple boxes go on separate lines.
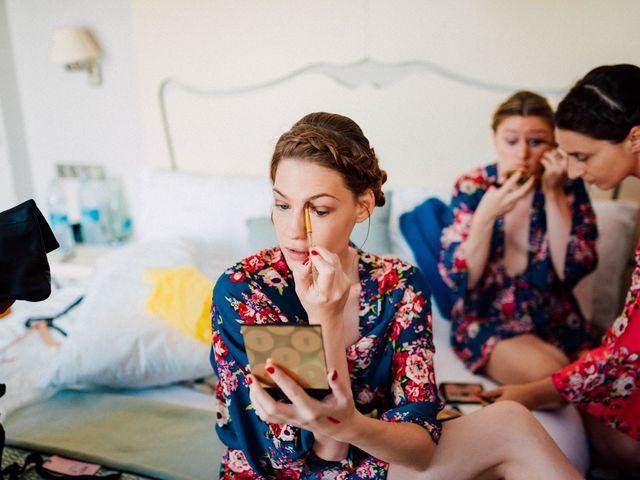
top-left (439, 91), bottom-right (598, 384)
top-left (210, 112), bottom-right (581, 479)
top-left (485, 64), bottom-right (640, 472)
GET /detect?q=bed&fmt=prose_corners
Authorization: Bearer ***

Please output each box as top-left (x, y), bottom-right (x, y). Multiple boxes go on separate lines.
top-left (2, 59), bottom-right (639, 478)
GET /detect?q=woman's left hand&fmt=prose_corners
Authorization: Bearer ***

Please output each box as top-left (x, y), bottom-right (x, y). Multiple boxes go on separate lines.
top-left (482, 377), bottom-right (564, 411)
top-left (540, 149), bottom-right (568, 193)
top-left (248, 362), bottom-right (359, 442)
top-left (482, 384), bottom-right (540, 409)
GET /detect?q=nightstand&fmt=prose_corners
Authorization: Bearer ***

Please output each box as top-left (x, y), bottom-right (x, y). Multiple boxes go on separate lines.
top-left (48, 244), bottom-right (120, 286)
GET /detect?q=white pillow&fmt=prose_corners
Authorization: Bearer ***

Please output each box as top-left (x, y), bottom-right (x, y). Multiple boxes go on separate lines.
top-left (135, 167), bottom-right (273, 258)
top-left (574, 200), bottom-right (640, 330)
top-left (55, 238), bottom-right (214, 388)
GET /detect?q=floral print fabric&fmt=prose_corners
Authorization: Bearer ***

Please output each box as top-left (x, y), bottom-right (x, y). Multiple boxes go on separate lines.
top-left (210, 247), bottom-right (443, 478)
top-left (439, 164), bottom-right (598, 372)
top-left (552, 240), bottom-right (640, 440)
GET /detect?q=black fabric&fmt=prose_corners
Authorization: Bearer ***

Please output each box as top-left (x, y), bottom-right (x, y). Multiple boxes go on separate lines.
top-left (0, 200), bottom-right (59, 303)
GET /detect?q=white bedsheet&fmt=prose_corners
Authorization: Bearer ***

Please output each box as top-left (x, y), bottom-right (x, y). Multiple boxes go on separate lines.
top-left (431, 308), bottom-right (590, 474)
top-left (0, 279), bottom-right (589, 474)
top-left (0, 237), bottom-right (219, 419)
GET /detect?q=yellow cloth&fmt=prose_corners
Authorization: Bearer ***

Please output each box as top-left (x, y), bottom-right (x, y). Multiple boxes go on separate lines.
top-left (142, 266), bottom-right (213, 344)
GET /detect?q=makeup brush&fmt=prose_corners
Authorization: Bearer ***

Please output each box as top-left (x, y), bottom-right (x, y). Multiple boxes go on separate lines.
top-left (304, 205), bottom-right (318, 286)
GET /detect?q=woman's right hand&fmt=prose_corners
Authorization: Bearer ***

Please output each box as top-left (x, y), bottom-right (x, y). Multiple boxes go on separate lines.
top-left (475, 169), bottom-right (536, 221)
top-left (290, 245), bottom-right (351, 324)
top-left (248, 364), bottom-right (359, 444)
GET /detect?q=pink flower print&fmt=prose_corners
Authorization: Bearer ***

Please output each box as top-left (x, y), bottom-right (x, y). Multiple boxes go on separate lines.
top-left (613, 374), bottom-right (635, 398)
top-left (379, 267), bottom-right (399, 295)
top-left (230, 270), bottom-right (246, 283)
top-left (242, 255), bottom-right (266, 273)
top-left (228, 449), bottom-right (252, 473)
top-left (405, 353), bottom-right (432, 384)
top-left (212, 332), bottom-right (229, 362)
top-left (261, 269), bottom-right (287, 289)
top-left (499, 289), bottom-right (516, 316)
top-left (215, 397), bottom-right (229, 427)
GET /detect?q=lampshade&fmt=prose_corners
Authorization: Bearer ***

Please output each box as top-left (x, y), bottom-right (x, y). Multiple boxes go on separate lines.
top-left (50, 27), bottom-right (101, 64)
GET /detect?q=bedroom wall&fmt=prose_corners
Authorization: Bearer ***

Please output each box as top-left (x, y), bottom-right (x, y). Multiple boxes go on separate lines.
top-left (130, 0), bottom-right (640, 191)
top-left (3, 1), bottom-right (640, 217)
top-left (0, 0), bottom-right (25, 209)
top-left (3, 0), bottom-right (143, 218)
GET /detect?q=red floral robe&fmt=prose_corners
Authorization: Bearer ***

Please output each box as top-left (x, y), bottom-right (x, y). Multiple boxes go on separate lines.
top-left (552, 241), bottom-right (640, 440)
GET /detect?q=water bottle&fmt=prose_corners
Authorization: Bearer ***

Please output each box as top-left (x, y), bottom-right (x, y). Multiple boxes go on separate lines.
top-left (78, 173), bottom-right (110, 244)
top-left (47, 178), bottom-right (75, 255)
top-left (107, 177), bottom-right (132, 244)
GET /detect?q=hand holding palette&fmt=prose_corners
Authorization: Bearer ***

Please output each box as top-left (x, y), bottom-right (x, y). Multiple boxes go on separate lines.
top-left (242, 324), bottom-right (330, 402)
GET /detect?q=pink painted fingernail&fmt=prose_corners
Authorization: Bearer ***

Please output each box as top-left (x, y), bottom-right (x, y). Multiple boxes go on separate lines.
top-left (327, 416), bottom-right (341, 424)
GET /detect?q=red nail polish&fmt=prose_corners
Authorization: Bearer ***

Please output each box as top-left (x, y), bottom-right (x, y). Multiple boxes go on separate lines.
top-left (247, 376), bottom-right (252, 385)
top-left (265, 366), bottom-right (275, 375)
top-left (327, 416), bottom-right (341, 424)
top-left (303, 257), bottom-right (310, 266)
top-left (330, 370), bottom-right (338, 381)
top-left (310, 250), bottom-right (318, 256)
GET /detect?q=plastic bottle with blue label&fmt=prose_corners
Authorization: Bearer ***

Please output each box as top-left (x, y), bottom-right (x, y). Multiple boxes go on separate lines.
top-left (78, 172), bottom-right (110, 244)
top-left (47, 177), bottom-right (75, 255)
top-left (107, 177), bottom-right (132, 244)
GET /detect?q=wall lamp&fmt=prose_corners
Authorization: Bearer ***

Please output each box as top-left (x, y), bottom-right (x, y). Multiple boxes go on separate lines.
top-left (50, 27), bottom-right (102, 86)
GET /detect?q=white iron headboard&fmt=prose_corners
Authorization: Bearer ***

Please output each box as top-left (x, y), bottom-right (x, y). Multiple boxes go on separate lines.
top-left (157, 58), bottom-right (568, 189)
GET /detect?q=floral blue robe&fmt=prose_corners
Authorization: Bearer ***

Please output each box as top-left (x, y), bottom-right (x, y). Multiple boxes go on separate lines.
top-left (211, 247), bottom-right (443, 479)
top-left (439, 164), bottom-right (599, 372)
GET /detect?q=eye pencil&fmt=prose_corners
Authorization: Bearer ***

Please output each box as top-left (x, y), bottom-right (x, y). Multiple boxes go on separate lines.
top-left (304, 205), bottom-right (318, 286)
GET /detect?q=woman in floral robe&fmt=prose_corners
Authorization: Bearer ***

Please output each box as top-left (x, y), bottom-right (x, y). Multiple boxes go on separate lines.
top-left (485, 64), bottom-right (640, 472)
top-left (212, 247), bottom-right (441, 478)
top-left (210, 112), bottom-right (581, 479)
top-left (439, 91), bottom-right (598, 382)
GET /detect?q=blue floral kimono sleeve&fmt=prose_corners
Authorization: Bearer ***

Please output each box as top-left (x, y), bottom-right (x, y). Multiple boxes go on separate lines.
top-left (438, 172), bottom-right (486, 298)
top-left (210, 276), bottom-right (314, 475)
top-left (378, 268), bottom-right (444, 444)
top-left (561, 179), bottom-right (598, 289)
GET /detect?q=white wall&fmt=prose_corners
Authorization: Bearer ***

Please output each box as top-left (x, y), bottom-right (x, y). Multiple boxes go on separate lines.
top-left (130, 0), bottom-right (640, 190)
top-left (0, 0), bottom-right (26, 210)
top-left (3, 0), bottom-right (640, 216)
top-left (4, 0), bottom-right (143, 218)
top-left (0, 100), bottom-right (17, 212)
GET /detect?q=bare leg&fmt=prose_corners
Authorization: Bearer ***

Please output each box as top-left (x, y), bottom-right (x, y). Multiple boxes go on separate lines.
top-left (582, 412), bottom-right (640, 473)
top-left (484, 334), bottom-right (570, 384)
top-left (387, 401), bottom-right (582, 480)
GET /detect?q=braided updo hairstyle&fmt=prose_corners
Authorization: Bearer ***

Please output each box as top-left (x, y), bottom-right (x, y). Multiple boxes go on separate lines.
top-left (270, 112), bottom-right (387, 207)
top-left (556, 64), bottom-right (640, 143)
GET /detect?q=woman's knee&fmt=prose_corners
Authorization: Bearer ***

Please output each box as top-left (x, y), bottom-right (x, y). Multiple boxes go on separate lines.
top-left (483, 401), bottom-right (543, 436)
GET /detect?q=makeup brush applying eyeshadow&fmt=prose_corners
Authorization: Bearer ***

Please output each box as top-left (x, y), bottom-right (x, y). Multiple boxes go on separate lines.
top-left (304, 205), bottom-right (318, 286)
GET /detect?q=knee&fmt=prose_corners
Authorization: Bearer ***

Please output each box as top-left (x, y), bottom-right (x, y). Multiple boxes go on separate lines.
top-left (484, 401), bottom-right (542, 435)
top-left (486, 399), bottom-right (529, 416)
